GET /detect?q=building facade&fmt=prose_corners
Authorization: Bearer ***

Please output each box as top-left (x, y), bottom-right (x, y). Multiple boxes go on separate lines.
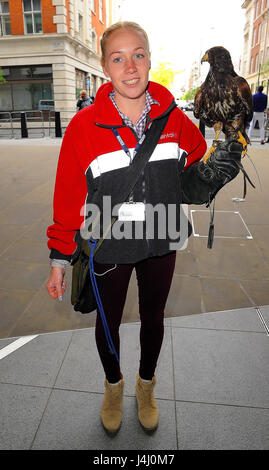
top-left (240, 0), bottom-right (269, 93)
top-left (0, 0), bottom-right (119, 113)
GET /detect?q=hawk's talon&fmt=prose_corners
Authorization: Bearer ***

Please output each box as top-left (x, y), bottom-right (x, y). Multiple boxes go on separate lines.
top-left (203, 139), bottom-right (222, 163)
top-left (237, 131), bottom-right (248, 157)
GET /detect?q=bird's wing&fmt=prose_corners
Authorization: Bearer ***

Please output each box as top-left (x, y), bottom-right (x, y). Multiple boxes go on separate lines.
top-left (234, 77), bottom-right (253, 123)
top-left (193, 87), bottom-right (203, 119)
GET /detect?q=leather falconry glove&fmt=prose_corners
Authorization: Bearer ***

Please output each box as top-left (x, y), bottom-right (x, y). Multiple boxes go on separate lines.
top-left (181, 138), bottom-right (244, 206)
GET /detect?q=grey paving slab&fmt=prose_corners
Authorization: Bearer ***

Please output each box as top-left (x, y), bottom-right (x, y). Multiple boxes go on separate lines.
top-left (55, 324), bottom-right (174, 400)
top-left (54, 328), bottom-right (104, 393)
top-left (0, 337), bottom-right (18, 350)
top-left (32, 389), bottom-right (177, 450)
top-left (0, 383), bottom-right (51, 450)
top-left (170, 307), bottom-right (265, 333)
top-left (259, 305), bottom-right (269, 329)
top-left (0, 331), bottom-right (72, 387)
top-left (172, 328), bottom-right (269, 408)
top-left (176, 401), bottom-right (269, 450)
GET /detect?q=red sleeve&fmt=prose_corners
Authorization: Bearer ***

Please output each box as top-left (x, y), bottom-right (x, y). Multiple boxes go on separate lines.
top-left (178, 111), bottom-right (207, 168)
top-left (47, 116), bottom-right (88, 256)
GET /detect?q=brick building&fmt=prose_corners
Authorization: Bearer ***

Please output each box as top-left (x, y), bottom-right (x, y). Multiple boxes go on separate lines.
top-left (0, 0), bottom-right (119, 112)
top-left (240, 0), bottom-right (269, 93)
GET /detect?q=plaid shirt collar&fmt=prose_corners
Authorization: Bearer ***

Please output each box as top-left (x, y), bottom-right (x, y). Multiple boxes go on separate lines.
top-left (109, 90), bottom-right (160, 139)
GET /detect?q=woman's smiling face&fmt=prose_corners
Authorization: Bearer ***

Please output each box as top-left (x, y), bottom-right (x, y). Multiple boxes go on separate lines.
top-left (102, 28), bottom-right (151, 103)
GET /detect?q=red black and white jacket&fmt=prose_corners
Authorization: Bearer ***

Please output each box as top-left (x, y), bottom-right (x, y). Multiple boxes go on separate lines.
top-left (47, 81), bottom-right (207, 264)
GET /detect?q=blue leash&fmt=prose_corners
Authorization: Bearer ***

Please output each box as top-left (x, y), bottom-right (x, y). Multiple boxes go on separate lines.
top-left (87, 239), bottom-right (119, 363)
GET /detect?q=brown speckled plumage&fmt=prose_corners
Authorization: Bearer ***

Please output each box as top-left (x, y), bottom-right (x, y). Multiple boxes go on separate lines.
top-left (194, 47), bottom-right (253, 143)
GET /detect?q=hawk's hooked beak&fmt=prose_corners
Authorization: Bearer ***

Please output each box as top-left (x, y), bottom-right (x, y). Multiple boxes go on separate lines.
top-left (201, 52), bottom-right (209, 64)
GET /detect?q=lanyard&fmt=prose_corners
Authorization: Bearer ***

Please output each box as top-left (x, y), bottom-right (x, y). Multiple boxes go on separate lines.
top-left (111, 121), bottom-right (152, 163)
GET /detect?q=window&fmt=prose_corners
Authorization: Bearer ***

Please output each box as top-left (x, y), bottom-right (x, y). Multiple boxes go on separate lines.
top-left (257, 23), bottom-right (261, 43)
top-left (91, 0), bottom-right (95, 12)
top-left (76, 69), bottom-right (87, 98)
top-left (92, 29), bottom-right (97, 52)
top-left (0, 1), bottom-right (11, 35)
top-left (0, 65), bottom-right (53, 111)
top-left (78, 13), bottom-right (83, 38)
top-left (99, 0), bottom-right (103, 22)
top-left (263, 20), bottom-right (267, 40)
top-left (252, 28), bottom-right (256, 47)
top-left (250, 56), bottom-right (253, 74)
top-left (23, 0), bottom-right (42, 34)
top-left (255, 53), bottom-right (259, 71)
top-left (254, 1), bottom-right (258, 18)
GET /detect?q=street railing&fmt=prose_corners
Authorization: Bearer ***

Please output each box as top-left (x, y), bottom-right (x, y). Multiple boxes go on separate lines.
top-left (48, 110), bottom-right (76, 137)
top-left (0, 111), bottom-right (14, 138)
top-left (0, 109), bottom-right (77, 139)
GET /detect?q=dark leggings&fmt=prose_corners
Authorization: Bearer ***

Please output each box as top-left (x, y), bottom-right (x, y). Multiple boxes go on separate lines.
top-left (94, 252), bottom-right (176, 383)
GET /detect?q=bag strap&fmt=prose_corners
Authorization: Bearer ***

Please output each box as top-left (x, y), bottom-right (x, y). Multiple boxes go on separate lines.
top-left (82, 102), bottom-right (176, 256)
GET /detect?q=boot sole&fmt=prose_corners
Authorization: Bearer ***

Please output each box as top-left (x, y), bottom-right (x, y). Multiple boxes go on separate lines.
top-left (139, 421), bottom-right (158, 434)
top-left (135, 396), bottom-right (158, 433)
top-left (101, 419), bottom-right (122, 435)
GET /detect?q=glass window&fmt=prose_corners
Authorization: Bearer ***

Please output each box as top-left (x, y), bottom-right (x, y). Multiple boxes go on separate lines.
top-left (99, 0), bottom-right (103, 21)
top-left (23, 0), bottom-right (42, 34)
top-left (1, 1), bottom-right (9, 13)
top-left (257, 23), bottom-right (261, 43)
top-left (0, 1), bottom-right (11, 35)
top-left (32, 66), bottom-right (52, 79)
top-left (23, 0), bottom-right (32, 12)
top-left (78, 13), bottom-right (83, 38)
top-left (33, 0), bottom-right (41, 10)
top-left (25, 14), bottom-right (33, 33)
top-left (91, 0), bottom-right (95, 12)
top-left (34, 12), bottom-right (42, 33)
top-left (2, 65), bottom-right (52, 80)
top-left (76, 69), bottom-right (87, 98)
top-left (0, 84), bottom-right (12, 111)
top-left (13, 83), bottom-right (33, 110)
top-left (92, 30), bottom-right (97, 52)
top-left (252, 28), bottom-right (256, 47)
top-left (250, 56), bottom-right (253, 74)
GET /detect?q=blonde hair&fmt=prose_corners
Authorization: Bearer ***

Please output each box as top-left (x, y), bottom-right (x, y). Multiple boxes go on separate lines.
top-left (100, 21), bottom-right (150, 67)
top-left (80, 90), bottom-right (87, 95)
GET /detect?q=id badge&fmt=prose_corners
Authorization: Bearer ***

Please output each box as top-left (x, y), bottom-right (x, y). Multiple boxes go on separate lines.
top-left (118, 202), bottom-right (145, 221)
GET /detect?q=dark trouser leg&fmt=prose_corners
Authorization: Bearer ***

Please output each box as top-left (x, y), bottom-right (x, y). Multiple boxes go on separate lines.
top-left (135, 252), bottom-right (176, 380)
top-left (94, 261), bottom-right (133, 383)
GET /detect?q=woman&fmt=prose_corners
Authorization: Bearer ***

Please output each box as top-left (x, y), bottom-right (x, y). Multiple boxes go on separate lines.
top-left (46, 21), bottom-right (241, 434)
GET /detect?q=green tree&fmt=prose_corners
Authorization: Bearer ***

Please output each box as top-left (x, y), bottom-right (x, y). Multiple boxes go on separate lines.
top-left (181, 86), bottom-right (200, 101)
top-left (150, 62), bottom-right (181, 90)
top-left (0, 68), bottom-right (6, 84)
top-left (260, 59), bottom-right (269, 79)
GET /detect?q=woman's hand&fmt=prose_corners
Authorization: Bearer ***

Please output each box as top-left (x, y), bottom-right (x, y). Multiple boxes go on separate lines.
top-left (46, 267), bottom-right (67, 301)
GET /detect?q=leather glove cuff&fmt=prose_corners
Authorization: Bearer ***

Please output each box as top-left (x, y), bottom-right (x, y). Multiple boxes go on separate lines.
top-left (182, 139), bottom-right (243, 205)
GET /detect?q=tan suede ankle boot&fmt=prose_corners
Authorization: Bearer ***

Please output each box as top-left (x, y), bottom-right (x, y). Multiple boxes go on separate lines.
top-left (136, 374), bottom-right (158, 431)
top-left (101, 376), bottom-right (124, 433)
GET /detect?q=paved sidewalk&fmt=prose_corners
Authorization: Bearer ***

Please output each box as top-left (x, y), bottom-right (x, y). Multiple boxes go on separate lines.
top-left (0, 305), bottom-right (268, 450)
top-left (0, 135), bottom-right (269, 451)
top-left (0, 139), bottom-right (269, 338)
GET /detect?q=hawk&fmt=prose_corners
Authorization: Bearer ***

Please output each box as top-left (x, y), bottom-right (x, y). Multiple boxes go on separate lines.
top-left (194, 46), bottom-right (253, 162)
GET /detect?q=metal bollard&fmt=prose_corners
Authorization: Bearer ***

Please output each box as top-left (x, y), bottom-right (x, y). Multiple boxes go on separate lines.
top-left (21, 112), bottom-right (28, 138)
top-left (55, 111), bottom-right (62, 138)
